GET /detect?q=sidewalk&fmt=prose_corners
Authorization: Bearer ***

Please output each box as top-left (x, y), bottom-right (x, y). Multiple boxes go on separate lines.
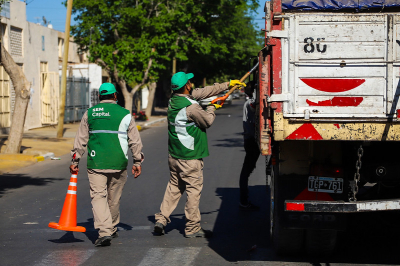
top-left (0, 112), bottom-right (167, 174)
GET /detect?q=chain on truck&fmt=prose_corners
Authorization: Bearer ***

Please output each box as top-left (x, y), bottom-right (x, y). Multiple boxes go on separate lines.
top-left (250, 0), bottom-right (400, 256)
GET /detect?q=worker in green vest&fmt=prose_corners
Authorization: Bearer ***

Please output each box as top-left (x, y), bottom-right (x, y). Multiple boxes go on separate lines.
top-left (154, 72), bottom-right (245, 238)
top-left (70, 83), bottom-right (143, 247)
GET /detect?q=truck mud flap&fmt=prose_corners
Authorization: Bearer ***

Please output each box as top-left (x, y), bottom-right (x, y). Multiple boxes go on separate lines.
top-left (286, 199), bottom-right (400, 213)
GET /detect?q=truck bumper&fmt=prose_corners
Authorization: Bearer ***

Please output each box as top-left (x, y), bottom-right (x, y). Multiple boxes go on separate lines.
top-left (285, 199), bottom-right (400, 213)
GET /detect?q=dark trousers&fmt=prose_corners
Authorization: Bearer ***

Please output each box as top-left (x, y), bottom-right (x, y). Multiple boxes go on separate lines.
top-left (239, 137), bottom-right (260, 205)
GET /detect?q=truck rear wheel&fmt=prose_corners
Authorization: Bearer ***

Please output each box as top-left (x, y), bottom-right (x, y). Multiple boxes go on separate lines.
top-left (305, 229), bottom-right (337, 256)
top-left (272, 219), bottom-right (304, 255)
top-left (270, 161), bottom-right (304, 254)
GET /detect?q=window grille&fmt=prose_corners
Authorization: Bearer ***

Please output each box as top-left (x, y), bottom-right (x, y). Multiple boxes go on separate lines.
top-left (10, 26), bottom-right (22, 57)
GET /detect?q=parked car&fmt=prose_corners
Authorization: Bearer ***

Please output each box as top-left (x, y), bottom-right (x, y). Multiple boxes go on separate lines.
top-left (199, 95), bottom-right (218, 107)
top-left (232, 91), bottom-right (240, 99)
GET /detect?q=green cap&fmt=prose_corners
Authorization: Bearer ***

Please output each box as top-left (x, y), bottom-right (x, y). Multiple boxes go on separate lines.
top-left (171, 72), bottom-right (194, 91)
top-left (99, 83), bottom-right (117, 95)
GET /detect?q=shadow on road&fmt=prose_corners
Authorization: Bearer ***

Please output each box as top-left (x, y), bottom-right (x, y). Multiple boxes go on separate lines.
top-left (147, 210), bottom-right (220, 236)
top-left (207, 185), bottom-right (400, 264)
top-left (147, 214), bottom-right (185, 236)
top-left (207, 185), bottom-right (270, 262)
top-left (48, 231), bottom-right (85, 243)
top-left (49, 219), bottom-right (136, 244)
top-left (213, 137), bottom-right (244, 148)
top-left (0, 173), bottom-right (63, 197)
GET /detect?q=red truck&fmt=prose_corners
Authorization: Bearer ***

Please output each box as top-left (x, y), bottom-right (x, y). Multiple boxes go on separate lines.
top-left (254, 0), bottom-right (400, 256)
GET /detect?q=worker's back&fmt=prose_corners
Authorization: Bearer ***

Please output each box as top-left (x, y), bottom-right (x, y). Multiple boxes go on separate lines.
top-left (87, 102), bottom-right (131, 170)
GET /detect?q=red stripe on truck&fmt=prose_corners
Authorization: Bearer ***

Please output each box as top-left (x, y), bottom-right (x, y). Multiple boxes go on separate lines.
top-left (285, 123), bottom-right (323, 140)
top-left (306, 97), bottom-right (363, 107)
top-left (301, 78), bottom-right (365, 93)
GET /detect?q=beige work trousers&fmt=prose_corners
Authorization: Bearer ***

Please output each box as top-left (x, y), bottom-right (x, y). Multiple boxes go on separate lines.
top-left (87, 169), bottom-right (127, 237)
top-left (155, 155), bottom-right (204, 235)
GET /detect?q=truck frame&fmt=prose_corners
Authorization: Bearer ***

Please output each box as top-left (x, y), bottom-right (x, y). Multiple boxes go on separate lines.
top-left (255, 0), bottom-right (400, 255)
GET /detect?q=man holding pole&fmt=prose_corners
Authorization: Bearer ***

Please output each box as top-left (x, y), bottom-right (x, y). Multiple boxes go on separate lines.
top-left (239, 85), bottom-right (260, 211)
top-left (154, 72), bottom-right (245, 238)
top-left (70, 83), bottom-right (144, 247)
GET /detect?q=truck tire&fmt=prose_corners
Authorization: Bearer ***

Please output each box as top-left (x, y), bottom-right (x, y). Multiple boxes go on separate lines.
top-left (270, 156), bottom-right (305, 255)
top-left (272, 219), bottom-right (304, 255)
top-left (305, 229), bottom-right (337, 256)
top-left (270, 170), bottom-right (304, 255)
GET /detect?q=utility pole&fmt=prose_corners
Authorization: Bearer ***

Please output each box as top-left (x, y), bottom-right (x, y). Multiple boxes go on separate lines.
top-left (172, 57), bottom-right (176, 75)
top-left (57, 0), bottom-right (73, 138)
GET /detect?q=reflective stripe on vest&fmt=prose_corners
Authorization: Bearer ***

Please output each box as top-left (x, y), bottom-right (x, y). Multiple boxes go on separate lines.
top-left (169, 122), bottom-right (195, 127)
top-left (89, 130), bottom-right (127, 135)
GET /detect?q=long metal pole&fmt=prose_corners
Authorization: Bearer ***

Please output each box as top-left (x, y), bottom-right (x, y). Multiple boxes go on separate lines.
top-left (57, 0), bottom-right (73, 138)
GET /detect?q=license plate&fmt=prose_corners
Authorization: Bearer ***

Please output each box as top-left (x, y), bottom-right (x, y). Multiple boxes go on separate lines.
top-left (308, 176), bottom-right (343, 194)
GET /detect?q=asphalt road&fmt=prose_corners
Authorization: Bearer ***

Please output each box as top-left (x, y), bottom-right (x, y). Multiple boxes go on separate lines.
top-left (1, 99), bottom-right (400, 266)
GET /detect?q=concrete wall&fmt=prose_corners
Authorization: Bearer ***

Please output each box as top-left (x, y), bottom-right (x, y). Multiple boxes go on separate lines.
top-left (0, 1), bottom-right (60, 130)
top-left (60, 63), bottom-right (102, 107)
top-left (24, 22), bottom-right (59, 129)
top-left (0, 0), bottom-right (102, 130)
top-left (67, 63), bottom-right (102, 91)
top-left (57, 32), bottom-right (82, 64)
top-left (8, 1), bottom-right (25, 65)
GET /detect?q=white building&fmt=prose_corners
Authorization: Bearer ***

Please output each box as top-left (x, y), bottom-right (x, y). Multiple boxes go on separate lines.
top-left (0, 0), bottom-right (105, 132)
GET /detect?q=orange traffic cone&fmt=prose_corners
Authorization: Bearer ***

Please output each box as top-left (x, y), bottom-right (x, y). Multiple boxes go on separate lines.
top-left (48, 171), bottom-right (86, 232)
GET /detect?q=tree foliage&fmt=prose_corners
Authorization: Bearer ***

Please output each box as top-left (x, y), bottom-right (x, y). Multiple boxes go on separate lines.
top-left (163, 0), bottom-right (262, 84)
top-left (70, 0), bottom-right (262, 111)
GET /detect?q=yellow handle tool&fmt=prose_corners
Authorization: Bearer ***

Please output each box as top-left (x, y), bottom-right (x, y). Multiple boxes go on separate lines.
top-left (211, 62), bottom-right (259, 105)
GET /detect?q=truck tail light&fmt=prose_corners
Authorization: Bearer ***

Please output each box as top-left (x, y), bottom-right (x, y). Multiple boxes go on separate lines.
top-left (310, 164), bottom-right (343, 178)
top-left (286, 202), bottom-right (305, 211)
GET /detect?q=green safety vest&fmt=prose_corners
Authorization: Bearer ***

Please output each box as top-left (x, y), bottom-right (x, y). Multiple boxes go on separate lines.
top-left (87, 102), bottom-right (131, 170)
top-left (168, 95), bottom-right (209, 160)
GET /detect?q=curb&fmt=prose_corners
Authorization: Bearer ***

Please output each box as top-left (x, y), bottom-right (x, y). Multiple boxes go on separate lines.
top-left (143, 117), bottom-right (167, 127)
top-left (42, 152), bottom-right (55, 159)
top-left (36, 156), bottom-right (45, 162)
top-left (0, 154), bottom-right (43, 162)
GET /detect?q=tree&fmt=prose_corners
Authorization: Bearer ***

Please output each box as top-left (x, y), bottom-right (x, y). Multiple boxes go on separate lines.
top-left (0, 1), bottom-right (32, 154)
top-left (71, 0), bottom-right (173, 113)
top-left (147, 0), bottom-right (262, 109)
top-left (163, 0), bottom-right (262, 85)
top-left (71, 0), bottom-right (261, 114)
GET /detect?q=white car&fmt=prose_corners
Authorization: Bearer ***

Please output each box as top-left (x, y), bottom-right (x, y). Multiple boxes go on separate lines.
top-left (232, 91), bottom-right (240, 99)
top-left (200, 90), bottom-right (232, 106)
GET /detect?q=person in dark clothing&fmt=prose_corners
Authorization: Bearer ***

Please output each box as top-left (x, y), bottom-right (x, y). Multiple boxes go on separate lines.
top-left (239, 86), bottom-right (260, 211)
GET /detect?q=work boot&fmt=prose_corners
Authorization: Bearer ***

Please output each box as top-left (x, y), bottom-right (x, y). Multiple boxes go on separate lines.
top-left (185, 228), bottom-right (213, 238)
top-left (111, 232), bottom-right (119, 238)
top-left (94, 236), bottom-right (112, 247)
top-left (239, 202), bottom-right (260, 211)
top-left (154, 222), bottom-right (165, 235)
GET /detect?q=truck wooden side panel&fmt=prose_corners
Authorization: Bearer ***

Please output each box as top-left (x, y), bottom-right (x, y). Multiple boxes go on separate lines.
top-left (280, 14), bottom-right (400, 118)
top-left (274, 113), bottom-right (400, 141)
top-left (260, 9), bottom-right (400, 144)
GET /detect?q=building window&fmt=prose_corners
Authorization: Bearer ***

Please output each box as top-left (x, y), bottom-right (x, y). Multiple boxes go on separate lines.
top-left (10, 26), bottom-right (22, 57)
top-left (40, 62), bottom-right (48, 73)
top-left (42, 36), bottom-right (45, 51)
top-left (58, 38), bottom-right (64, 58)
